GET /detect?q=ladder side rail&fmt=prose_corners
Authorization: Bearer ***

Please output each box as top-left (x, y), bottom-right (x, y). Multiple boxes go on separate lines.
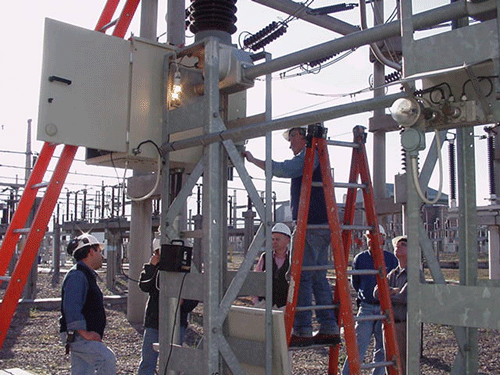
top-left (356, 136), bottom-right (402, 375)
top-left (341, 149), bottom-right (362, 260)
top-left (317, 137), bottom-right (361, 375)
top-left (0, 145), bottom-right (78, 348)
top-left (330, 139), bottom-right (362, 374)
top-left (95, 0), bottom-right (122, 32)
top-left (331, 138), bottom-right (364, 374)
top-left (112, 0), bottom-right (141, 38)
top-left (283, 142), bottom-right (316, 344)
top-left (0, 142), bottom-right (56, 280)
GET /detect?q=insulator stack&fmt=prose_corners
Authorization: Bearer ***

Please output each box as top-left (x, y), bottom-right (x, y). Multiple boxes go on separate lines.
top-left (400, 129), bottom-right (407, 171)
top-left (188, 0), bottom-right (238, 35)
top-left (385, 70), bottom-right (402, 84)
top-left (448, 140), bottom-right (456, 201)
top-left (487, 131), bottom-right (496, 196)
top-left (243, 21), bottom-right (278, 48)
top-left (308, 53), bottom-right (338, 68)
top-left (250, 25), bottom-right (287, 50)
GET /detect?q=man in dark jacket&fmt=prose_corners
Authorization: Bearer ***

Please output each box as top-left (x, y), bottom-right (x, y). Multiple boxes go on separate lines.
top-left (137, 237), bottom-right (198, 375)
top-left (60, 233), bottom-right (116, 374)
top-left (253, 222), bottom-right (291, 308)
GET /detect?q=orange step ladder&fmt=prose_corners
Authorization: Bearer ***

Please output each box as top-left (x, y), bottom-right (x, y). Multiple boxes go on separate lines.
top-left (284, 124), bottom-right (402, 375)
top-left (0, 0), bottom-right (141, 349)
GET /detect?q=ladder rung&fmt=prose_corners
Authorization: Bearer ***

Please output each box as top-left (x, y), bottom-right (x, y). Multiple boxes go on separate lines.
top-left (360, 360), bottom-right (395, 370)
top-left (354, 314), bottom-right (386, 322)
top-left (341, 224), bottom-right (373, 231)
top-left (302, 265), bottom-right (333, 271)
top-left (306, 224), bottom-right (373, 231)
top-left (348, 269), bottom-right (379, 276)
top-left (334, 182), bottom-right (367, 189)
top-left (31, 182), bottom-right (49, 189)
top-left (296, 304), bottom-right (339, 312)
top-left (326, 139), bottom-right (361, 148)
top-left (99, 18), bottom-right (118, 32)
top-left (13, 228), bottom-right (31, 234)
top-left (311, 181), bottom-right (368, 189)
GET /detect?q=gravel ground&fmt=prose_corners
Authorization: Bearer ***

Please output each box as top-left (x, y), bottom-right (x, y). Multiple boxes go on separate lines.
top-left (1, 268), bottom-right (500, 374)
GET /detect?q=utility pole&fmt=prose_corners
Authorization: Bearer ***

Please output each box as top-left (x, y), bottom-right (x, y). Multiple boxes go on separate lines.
top-left (25, 119), bottom-right (32, 183)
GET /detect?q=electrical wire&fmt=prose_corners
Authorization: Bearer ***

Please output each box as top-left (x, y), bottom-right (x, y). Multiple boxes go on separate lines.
top-left (127, 140), bottom-right (163, 202)
top-left (461, 76), bottom-right (497, 99)
top-left (411, 129), bottom-right (444, 205)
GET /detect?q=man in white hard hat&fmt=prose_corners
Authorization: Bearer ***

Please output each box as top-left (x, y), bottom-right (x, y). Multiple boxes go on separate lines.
top-left (253, 223), bottom-right (291, 308)
top-left (244, 125), bottom-right (341, 347)
top-left (374, 235), bottom-right (409, 374)
top-left (60, 233), bottom-right (116, 374)
top-left (342, 226), bottom-right (398, 375)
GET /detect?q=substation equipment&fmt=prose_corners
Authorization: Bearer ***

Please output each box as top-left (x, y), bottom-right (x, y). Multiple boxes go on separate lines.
top-left (33, 0), bottom-right (500, 374)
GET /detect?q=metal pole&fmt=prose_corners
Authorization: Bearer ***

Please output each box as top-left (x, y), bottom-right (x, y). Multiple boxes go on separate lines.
top-left (25, 119), bottom-right (32, 184)
top-left (244, 1), bottom-right (471, 80)
top-left (371, 0), bottom-right (387, 212)
top-left (140, 0), bottom-right (158, 40)
top-left (203, 37), bottom-right (224, 374)
top-left (264, 51), bottom-right (273, 375)
top-left (456, 126), bottom-right (479, 374)
top-left (162, 92), bottom-right (406, 153)
top-left (166, 0), bottom-right (185, 46)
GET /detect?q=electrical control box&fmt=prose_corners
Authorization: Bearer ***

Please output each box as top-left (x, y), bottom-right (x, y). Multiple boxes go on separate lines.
top-left (38, 19), bottom-right (248, 173)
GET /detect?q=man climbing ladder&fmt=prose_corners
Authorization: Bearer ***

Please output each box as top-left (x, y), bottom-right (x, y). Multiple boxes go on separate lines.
top-left (283, 124), bottom-right (402, 375)
top-left (244, 125), bottom-right (341, 347)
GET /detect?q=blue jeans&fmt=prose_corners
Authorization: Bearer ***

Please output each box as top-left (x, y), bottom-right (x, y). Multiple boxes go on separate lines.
top-left (293, 228), bottom-right (338, 336)
top-left (137, 325), bottom-right (188, 375)
top-left (137, 327), bottom-right (159, 375)
top-left (342, 302), bottom-right (385, 375)
top-left (70, 335), bottom-right (116, 374)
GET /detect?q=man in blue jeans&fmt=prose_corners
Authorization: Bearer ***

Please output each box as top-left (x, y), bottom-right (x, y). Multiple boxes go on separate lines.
top-left (342, 227), bottom-right (398, 374)
top-left (60, 233), bottom-right (116, 374)
top-left (243, 125), bottom-right (340, 347)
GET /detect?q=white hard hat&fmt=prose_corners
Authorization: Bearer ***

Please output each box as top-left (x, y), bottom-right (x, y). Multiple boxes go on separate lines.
top-left (282, 126), bottom-right (307, 141)
top-left (272, 223), bottom-right (291, 237)
top-left (73, 233), bottom-right (105, 253)
top-left (152, 238), bottom-right (161, 251)
top-left (392, 235), bottom-right (407, 249)
top-left (365, 225), bottom-right (386, 238)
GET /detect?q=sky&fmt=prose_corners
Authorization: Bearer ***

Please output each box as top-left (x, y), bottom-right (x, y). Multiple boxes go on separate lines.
top-left (0, 0), bottom-right (494, 223)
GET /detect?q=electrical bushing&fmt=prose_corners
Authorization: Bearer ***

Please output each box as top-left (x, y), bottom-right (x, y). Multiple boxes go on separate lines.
top-left (188, 0), bottom-right (238, 35)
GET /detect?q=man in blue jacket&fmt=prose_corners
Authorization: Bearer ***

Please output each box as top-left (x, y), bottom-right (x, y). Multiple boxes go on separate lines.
top-left (342, 227), bottom-right (398, 375)
top-left (244, 125), bottom-right (340, 347)
top-left (60, 233), bottom-right (116, 374)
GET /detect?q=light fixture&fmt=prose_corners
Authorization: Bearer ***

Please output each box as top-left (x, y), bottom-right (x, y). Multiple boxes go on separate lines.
top-left (171, 71), bottom-right (182, 102)
top-left (390, 97), bottom-right (421, 127)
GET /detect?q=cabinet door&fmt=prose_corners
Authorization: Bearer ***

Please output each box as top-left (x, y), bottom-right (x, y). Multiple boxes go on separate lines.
top-left (38, 18), bottom-right (130, 152)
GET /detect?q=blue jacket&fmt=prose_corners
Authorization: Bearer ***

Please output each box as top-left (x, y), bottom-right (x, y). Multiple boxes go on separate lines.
top-left (272, 148), bottom-right (327, 224)
top-left (351, 250), bottom-right (398, 305)
top-left (60, 261), bottom-right (106, 338)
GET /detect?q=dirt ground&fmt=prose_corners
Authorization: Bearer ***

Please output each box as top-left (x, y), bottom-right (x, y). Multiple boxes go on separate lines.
top-left (1, 268), bottom-right (500, 374)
